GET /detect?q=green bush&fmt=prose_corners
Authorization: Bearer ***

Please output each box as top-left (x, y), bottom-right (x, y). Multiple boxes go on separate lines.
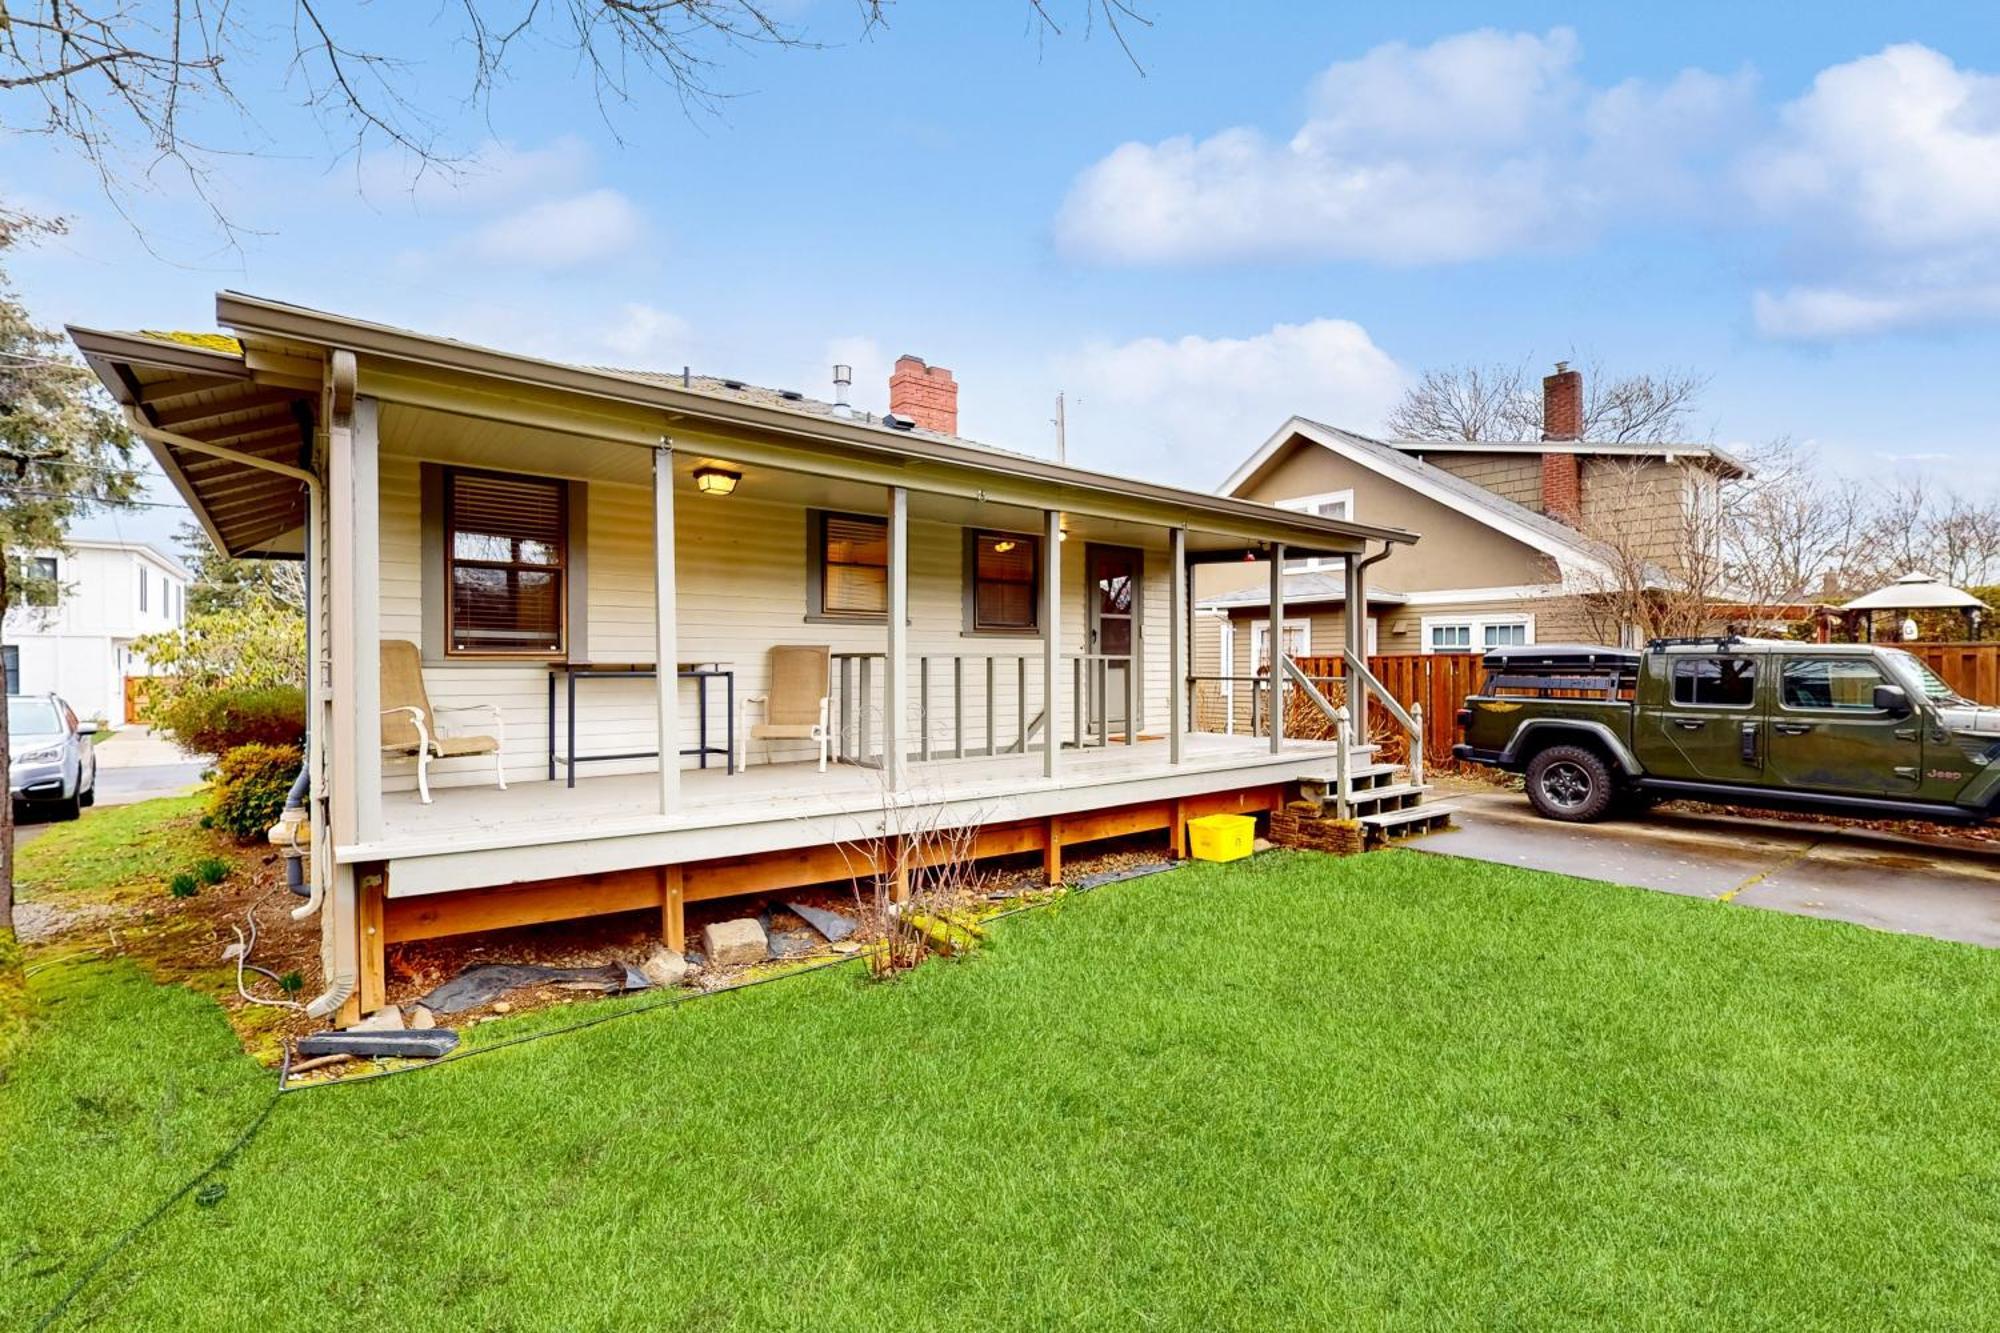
top-left (195, 856), bottom-right (229, 886)
top-left (168, 872), bottom-right (199, 899)
top-left (208, 743), bottom-right (304, 842)
top-left (153, 684), bottom-right (305, 757)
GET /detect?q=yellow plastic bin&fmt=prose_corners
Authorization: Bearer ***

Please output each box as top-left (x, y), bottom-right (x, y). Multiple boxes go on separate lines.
top-left (1186, 813), bottom-right (1255, 862)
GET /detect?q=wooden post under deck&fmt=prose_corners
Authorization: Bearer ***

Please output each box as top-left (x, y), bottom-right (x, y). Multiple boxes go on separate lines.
top-left (358, 868), bottom-right (387, 1016)
top-left (1043, 816), bottom-right (1063, 886)
top-left (661, 865), bottom-right (685, 953)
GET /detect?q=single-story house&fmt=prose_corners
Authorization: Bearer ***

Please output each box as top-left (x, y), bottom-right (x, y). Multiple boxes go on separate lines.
top-left (72, 295), bottom-right (1426, 1024)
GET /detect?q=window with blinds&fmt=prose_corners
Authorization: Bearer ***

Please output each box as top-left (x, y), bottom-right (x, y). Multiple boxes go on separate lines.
top-left (446, 469), bottom-right (567, 654)
top-left (814, 511), bottom-right (889, 617)
top-left (969, 530), bottom-right (1038, 632)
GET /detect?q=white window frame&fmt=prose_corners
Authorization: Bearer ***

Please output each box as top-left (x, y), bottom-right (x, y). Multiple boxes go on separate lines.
top-left (1275, 491), bottom-right (1353, 570)
top-left (1420, 612), bottom-right (1535, 655)
top-left (1250, 618), bottom-right (1312, 670)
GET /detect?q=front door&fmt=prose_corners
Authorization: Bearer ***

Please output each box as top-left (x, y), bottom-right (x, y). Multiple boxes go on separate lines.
top-left (1086, 545), bottom-right (1142, 737)
top-left (1641, 652), bottom-right (1765, 783)
top-left (1767, 654), bottom-right (1925, 796)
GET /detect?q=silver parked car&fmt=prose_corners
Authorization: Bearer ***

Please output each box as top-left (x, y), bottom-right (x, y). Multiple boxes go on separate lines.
top-left (8, 693), bottom-right (98, 821)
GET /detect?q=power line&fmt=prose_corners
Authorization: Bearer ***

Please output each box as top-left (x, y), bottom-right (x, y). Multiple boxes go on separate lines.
top-left (5, 488), bottom-right (192, 509)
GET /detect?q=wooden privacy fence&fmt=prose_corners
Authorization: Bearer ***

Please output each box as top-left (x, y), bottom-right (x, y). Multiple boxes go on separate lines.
top-left (1291, 652), bottom-right (1486, 764)
top-left (1901, 643), bottom-right (2000, 703)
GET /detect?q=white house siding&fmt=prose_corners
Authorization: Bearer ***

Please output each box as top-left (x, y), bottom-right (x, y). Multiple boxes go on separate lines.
top-left (377, 457), bottom-right (1174, 793)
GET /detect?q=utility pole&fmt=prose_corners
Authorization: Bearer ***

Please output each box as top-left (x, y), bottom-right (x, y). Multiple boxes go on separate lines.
top-left (1053, 391), bottom-right (1067, 464)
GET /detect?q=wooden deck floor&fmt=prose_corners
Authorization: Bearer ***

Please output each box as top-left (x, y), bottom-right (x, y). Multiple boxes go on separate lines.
top-left (382, 733), bottom-right (1334, 841)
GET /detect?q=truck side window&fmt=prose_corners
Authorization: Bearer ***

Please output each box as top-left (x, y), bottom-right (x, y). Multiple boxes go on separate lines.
top-left (1781, 658), bottom-right (1887, 710)
top-left (1672, 656), bottom-right (1756, 707)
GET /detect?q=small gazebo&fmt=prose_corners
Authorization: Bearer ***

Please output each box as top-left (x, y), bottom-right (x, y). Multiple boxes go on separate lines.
top-left (1840, 572), bottom-right (1990, 642)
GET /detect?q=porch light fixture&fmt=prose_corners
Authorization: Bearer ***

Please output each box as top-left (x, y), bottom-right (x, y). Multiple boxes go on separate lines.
top-left (694, 465), bottom-right (741, 496)
top-left (993, 539), bottom-right (1017, 553)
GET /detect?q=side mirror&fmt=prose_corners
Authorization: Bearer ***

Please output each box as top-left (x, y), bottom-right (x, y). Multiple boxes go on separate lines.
top-left (1873, 683), bottom-right (1911, 716)
top-left (78, 720), bottom-right (100, 736)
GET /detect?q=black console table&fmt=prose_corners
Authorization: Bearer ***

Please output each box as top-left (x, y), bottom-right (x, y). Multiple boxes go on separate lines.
top-left (546, 663), bottom-right (734, 788)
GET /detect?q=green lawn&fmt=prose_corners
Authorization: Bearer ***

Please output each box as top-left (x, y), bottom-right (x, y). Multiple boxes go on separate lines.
top-left (7, 849), bottom-right (2000, 1329)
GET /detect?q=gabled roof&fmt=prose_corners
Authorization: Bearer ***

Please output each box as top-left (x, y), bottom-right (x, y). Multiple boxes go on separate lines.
top-left (59, 539), bottom-right (194, 581)
top-left (1221, 417), bottom-right (1617, 580)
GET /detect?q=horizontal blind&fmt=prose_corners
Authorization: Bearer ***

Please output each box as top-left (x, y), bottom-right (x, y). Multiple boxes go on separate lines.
top-left (822, 514), bottom-right (888, 615)
top-left (449, 471), bottom-right (565, 652)
top-left (974, 533), bottom-right (1035, 629)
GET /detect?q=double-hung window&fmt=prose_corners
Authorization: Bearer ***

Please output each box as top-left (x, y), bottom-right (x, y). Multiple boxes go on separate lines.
top-left (1276, 491), bottom-right (1353, 571)
top-left (445, 468), bottom-right (568, 655)
top-left (964, 530), bottom-right (1039, 634)
top-left (810, 511), bottom-right (890, 620)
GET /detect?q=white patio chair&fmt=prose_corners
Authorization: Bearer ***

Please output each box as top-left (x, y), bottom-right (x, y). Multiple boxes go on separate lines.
top-left (740, 644), bottom-right (832, 772)
top-left (380, 639), bottom-right (506, 804)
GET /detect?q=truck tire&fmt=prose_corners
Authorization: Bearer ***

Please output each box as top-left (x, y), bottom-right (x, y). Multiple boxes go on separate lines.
top-left (1525, 745), bottom-right (1616, 823)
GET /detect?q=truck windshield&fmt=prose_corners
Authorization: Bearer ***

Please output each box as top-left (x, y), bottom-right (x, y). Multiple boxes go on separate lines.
top-left (1882, 650), bottom-right (1968, 705)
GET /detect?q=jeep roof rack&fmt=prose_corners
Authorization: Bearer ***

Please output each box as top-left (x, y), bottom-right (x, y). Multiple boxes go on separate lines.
top-left (1645, 634), bottom-right (1742, 652)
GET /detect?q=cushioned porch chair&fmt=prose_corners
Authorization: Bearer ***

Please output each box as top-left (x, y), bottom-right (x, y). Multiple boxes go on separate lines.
top-left (380, 639), bottom-right (507, 804)
top-left (740, 644), bottom-right (833, 772)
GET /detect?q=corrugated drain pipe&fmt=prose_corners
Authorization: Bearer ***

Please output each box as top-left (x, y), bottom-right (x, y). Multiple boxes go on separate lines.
top-left (118, 407), bottom-right (346, 1018)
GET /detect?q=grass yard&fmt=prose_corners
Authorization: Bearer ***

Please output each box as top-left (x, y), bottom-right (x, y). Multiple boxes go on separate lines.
top-left (7, 848), bottom-right (2000, 1329)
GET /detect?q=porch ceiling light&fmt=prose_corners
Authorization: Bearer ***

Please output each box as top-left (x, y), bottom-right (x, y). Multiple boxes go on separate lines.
top-left (694, 465), bottom-right (741, 496)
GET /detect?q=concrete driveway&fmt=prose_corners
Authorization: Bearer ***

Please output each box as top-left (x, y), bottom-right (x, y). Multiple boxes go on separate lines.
top-left (1419, 787), bottom-right (2000, 949)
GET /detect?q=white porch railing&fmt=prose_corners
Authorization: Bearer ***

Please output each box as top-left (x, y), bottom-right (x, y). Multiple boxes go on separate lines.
top-left (829, 650), bottom-right (1139, 768)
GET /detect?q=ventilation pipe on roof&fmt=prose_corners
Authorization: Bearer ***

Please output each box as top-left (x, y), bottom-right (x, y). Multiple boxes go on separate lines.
top-left (832, 363), bottom-right (854, 419)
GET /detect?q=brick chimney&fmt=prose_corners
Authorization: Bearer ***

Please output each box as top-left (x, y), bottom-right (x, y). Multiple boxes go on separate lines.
top-left (888, 354), bottom-right (958, 435)
top-left (1540, 361), bottom-right (1583, 524)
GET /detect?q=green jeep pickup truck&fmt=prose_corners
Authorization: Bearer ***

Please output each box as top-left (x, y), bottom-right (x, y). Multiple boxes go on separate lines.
top-left (1453, 638), bottom-right (2000, 823)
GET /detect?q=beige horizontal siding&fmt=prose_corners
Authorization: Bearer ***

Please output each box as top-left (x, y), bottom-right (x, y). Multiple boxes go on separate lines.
top-left (378, 457), bottom-right (1173, 791)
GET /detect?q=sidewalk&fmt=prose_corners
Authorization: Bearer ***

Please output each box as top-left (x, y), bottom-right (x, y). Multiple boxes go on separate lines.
top-left (92, 724), bottom-right (201, 769)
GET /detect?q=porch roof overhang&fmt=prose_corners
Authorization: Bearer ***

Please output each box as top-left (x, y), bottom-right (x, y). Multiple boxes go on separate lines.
top-left (203, 292), bottom-right (1416, 559)
top-left (68, 326), bottom-right (317, 558)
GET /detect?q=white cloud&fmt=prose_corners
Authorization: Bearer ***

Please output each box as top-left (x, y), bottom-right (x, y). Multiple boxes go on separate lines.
top-left (355, 135), bottom-right (595, 212)
top-left (466, 188), bottom-right (645, 269)
top-left (1747, 45), bottom-right (2000, 339)
top-left (600, 302), bottom-right (694, 368)
top-left (1056, 29), bottom-right (1747, 266)
top-left (1056, 318), bottom-right (1404, 484)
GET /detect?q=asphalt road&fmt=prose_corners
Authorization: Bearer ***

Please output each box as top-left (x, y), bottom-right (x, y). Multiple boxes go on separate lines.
top-left (1419, 788), bottom-right (2000, 949)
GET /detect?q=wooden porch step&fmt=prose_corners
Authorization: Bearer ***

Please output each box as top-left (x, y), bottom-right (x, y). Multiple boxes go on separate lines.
top-left (1345, 782), bottom-right (1431, 809)
top-left (1359, 802), bottom-right (1456, 844)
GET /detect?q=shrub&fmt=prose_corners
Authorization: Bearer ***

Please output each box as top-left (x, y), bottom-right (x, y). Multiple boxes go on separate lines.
top-left (195, 856), bottom-right (230, 886)
top-left (208, 743), bottom-right (304, 842)
top-left (153, 684), bottom-right (305, 757)
top-left (278, 971), bottom-right (304, 995)
top-left (168, 872), bottom-right (199, 898)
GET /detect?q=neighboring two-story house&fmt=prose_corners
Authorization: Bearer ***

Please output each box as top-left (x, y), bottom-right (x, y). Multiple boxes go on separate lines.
top-left (1196, 365), bottom-right (1745, 694)
top-left (3, 539), bottom-right (191, 723)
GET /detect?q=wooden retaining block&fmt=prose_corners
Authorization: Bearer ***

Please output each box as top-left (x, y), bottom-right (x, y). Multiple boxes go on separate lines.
top-left (1268, 802), bottom-right (1367, 855)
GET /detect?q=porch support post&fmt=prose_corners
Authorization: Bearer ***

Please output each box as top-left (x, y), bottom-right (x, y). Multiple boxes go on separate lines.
top-left (883, 486), bottom-right (909, 790)
top-left (1168, 526), bottom-right (1187, 765)
top-left (1043, 508), bottom-right (1062, 779)
top-left (1344, 546), bottom-right (1367, 745)
top-left (654, 443), bottom-right (681, 814)
top-left (1269, 542), bottom-right (1286, 754)
top-left (351, 397), bottom-right (383, 841)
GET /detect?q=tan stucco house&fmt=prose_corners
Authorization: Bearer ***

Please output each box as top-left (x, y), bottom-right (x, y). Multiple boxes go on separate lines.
top-left (1197, 365), bottom-right (1746, 703)
top-left (72, 294), bottom-right (1424, 1025)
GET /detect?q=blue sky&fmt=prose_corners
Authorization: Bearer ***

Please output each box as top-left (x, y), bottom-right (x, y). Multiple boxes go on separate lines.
top-left (9, 2), bottom-right (2000, 548)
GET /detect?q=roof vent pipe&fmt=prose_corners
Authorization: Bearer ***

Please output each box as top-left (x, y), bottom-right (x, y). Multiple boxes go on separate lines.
top-left (832, 363), bottom-right (853, 418)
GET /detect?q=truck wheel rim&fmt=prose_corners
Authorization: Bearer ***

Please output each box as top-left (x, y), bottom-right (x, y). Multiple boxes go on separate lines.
top-left (1543, 761), bottom-right (1593, 808)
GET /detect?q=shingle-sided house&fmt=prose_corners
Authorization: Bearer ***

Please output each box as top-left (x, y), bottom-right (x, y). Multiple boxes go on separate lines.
top-left (1196, 365), bottom-right (1746, 702)
top-left (71, 295), bottom-right (1424, 1025)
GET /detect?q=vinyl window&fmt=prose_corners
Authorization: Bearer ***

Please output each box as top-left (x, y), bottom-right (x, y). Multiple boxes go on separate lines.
top-left (810, 511), bottom-right (889, 620)
top-left (445, 468), bottom-right (568, 656)
top-left (964, 530), bottom-right (1040, 633)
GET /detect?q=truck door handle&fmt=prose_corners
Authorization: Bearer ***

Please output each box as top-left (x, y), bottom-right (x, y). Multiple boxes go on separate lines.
top-left (1740, 723), bottom-right (1760, 764)
top-left (1671, 719), bottom-right (1706, 730)
top-left (1773, 722), bottom-right (1812, 735)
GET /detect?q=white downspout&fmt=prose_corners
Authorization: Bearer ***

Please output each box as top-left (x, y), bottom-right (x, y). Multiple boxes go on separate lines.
top-left (119, 407), bottom-right (348, 1017)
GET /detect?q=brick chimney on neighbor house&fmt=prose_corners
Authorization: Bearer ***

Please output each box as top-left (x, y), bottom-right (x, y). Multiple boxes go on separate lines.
top-left (889, 355), bottom-right (958, 435)
top-left (1540, 361), bottom-right (1584, 525)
